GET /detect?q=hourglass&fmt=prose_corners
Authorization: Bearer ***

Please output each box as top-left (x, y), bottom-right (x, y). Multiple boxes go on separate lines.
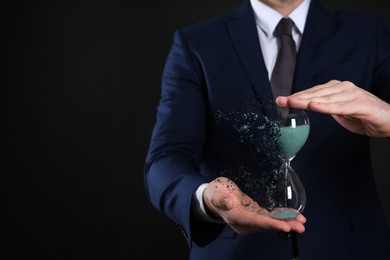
top-left (270, 107), bottom-right (310, 220)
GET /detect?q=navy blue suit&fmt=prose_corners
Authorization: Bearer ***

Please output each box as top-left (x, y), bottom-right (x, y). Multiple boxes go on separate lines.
top-left (145, 0), bottom-right (390, 259)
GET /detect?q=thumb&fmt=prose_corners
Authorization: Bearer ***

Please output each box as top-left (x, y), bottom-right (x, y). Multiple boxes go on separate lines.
top-left (204, 192), bottom-right (233, 220)
top-left (211, 192), bottom-right (234, 211)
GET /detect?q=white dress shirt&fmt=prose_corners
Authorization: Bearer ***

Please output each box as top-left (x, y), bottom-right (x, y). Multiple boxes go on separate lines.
top-left (192, 0), bottom-right (311, 223)
top-left (251, 0), bottom-right (310, 79)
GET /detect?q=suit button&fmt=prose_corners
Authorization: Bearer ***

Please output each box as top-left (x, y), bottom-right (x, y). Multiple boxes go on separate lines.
top-left (279, 231), bottom-right (291, 239)
top-left (177, 224), bottom-right (188, 239)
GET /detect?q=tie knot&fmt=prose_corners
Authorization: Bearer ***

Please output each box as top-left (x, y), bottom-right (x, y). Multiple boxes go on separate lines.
top-left (276, 18), bottom-right (293, 36)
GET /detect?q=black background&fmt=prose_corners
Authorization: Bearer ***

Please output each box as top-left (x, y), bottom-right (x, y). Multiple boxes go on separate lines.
top-left (3, 1), bottom-right (389, 259)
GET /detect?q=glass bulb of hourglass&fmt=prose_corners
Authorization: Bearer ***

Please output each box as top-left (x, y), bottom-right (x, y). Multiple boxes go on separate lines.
top-left (270, 107), bottom-right (310, 220)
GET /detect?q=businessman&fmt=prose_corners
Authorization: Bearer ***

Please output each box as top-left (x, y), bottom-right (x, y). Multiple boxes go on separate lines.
top-left (145, 0), bottom-right (390, 259)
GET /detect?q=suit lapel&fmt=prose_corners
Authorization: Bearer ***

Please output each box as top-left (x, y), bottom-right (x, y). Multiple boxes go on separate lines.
top-left (226, 0), bottom-right (335, 111)
top-left (226, 1), bottom-right (275, 105)
top-left (293, 0), bottom-right (334, 93)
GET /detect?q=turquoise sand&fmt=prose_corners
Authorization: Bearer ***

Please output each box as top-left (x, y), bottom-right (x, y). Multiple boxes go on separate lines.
top-left (277, 125), bottom-right (310, 159)
top-left (271, 209), bottom-right (299, 220)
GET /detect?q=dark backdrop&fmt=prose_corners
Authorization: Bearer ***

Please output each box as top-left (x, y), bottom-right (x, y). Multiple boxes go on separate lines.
top-left (3, 1), bottom-right (389, 259)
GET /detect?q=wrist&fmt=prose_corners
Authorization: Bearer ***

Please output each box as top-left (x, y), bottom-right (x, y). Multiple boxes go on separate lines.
top-left (202, 194), bottom-right (224, 221)
top-left (193, 183), bottom-right (225, 223)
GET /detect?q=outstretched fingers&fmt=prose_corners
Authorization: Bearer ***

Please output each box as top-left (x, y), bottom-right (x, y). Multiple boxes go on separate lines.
top-left (277, 81), bottom-right (369, 115)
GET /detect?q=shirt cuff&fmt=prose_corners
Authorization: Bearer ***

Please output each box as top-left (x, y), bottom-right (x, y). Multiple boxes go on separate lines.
top-left (192, 183), bottom-right (225, 224)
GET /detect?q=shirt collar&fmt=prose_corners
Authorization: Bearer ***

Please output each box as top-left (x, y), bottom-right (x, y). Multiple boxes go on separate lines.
top-left (250, 0), bottom-right (311, 38)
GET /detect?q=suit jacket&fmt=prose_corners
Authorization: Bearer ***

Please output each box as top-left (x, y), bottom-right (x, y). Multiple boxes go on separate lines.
top-left (145, 0), bottom-right (390, 259)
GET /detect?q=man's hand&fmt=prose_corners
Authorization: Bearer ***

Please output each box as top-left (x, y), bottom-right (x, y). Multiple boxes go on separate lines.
top-left (203, 177), bottom-right (306, 235)
top-left (276, 80), bottom-right (390, 137)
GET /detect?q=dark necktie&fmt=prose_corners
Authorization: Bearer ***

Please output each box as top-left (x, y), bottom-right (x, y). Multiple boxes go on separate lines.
top-left (270, 18), bottom-right (296, 98)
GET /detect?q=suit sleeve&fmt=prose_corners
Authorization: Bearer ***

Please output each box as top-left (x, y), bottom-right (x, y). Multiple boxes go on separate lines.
top-left (144, 30), bottom-right (214, 246)
top-left (372, 16), bottom-right (390, 102)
